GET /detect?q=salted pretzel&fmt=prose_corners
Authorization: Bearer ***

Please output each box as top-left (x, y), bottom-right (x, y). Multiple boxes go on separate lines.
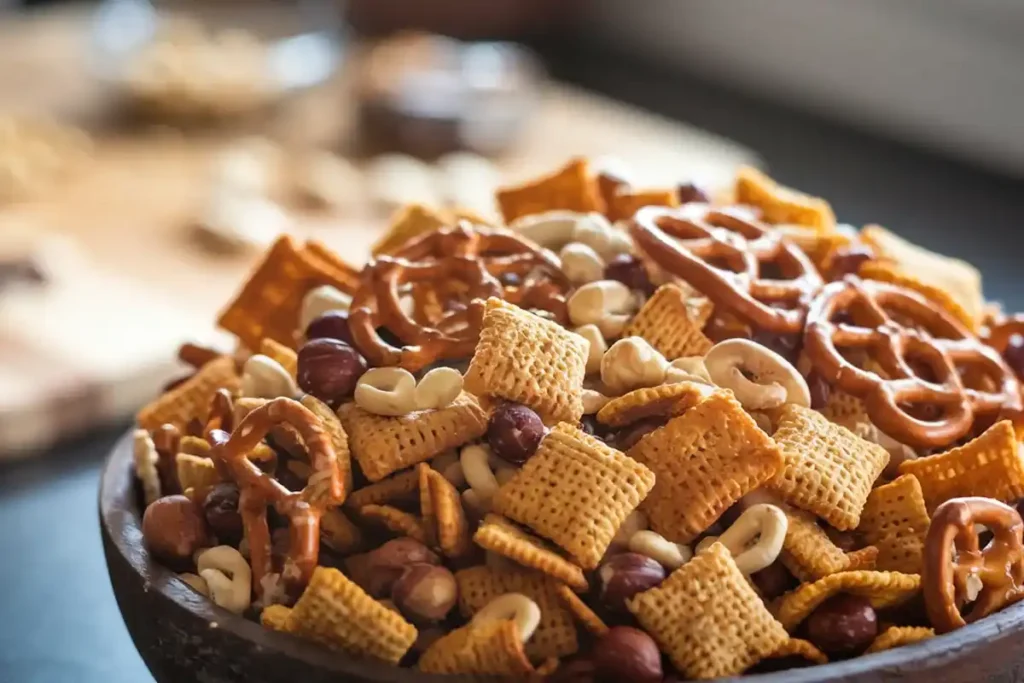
top-left (803, 277), bottom-right (1021, 448)
top-left (206, 397), bottom-right (342, 598)
top-left (151, 423), bottom-right (182, 495)
top-left (629, 204), bottom-right (822, 333)
top-left (983, 314), bottom-right (1024, 358)
top-left (923, 497), bottom-right (1024, 634)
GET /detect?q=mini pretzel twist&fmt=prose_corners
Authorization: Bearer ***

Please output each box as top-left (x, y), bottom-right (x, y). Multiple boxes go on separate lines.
top-left (923, 497), bottom-right (1024, 634)
top-left (206, 397), bottom-right (342, 598)
top-left (804, 277), bottom-right (1021, 448)
top-left (629, 204), bottom-right (822, 333)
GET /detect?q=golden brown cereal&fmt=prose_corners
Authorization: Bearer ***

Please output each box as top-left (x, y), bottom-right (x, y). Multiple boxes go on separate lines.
top-left (629, 392), bottom-right (784, 543)
top-left (857, 474), bottom-right (931, 573)
top-left (372, 204), bottom-right (450, 256)
top-left (464, 299), bottom-right (588, 425)
top-left (764, 638), bottom-right (828, 666)
top-left (287, 566), bottom-right (417, 664)
top-left (767, 404), bottom-right (889, 530)
top-left (344, 469), bottom-right (421, 510)
top-left (300, 394), bottom-right (352, 503)
top-left (472, 514), bottom-right (588, 591)
top-left (623, 283), bottom-right (714, 360)
top-left (607, 188), bottom-right (678, 222)
top-left (898, 420), bottom-right (1024, 512)
top-left (778, 507), bottom-right (851, 581)
top-left (259, 338), bottom-right (298, 377)
top-left (734, 166), bottom-right (836, 231)
top-left (845, 546), bottom-right (880, 572)
top-left (496, 158), bottom-right (603, 223)
top-left (554, 583), bottom-right (609, 637)
top-left (864, 626), bottom-right (935, 654)
top-left (859, 260), bottom-right (977, 332)
top-left (302, 240), bottom-right (363, 295)
top-left (137, 356), bottom-right (240, 431)
top-left (357, 505), bottom-right (428, 543)
top-left (320, 508), bottom-right (363, 555)
top-left (492, 423), bottom-right (655, 568)
top-left (418, 618), bottom-right (534, 676)
top-left (596, 381), bottom-right (712, 428)
top-left (175, 453), bottom-right (221, 495)
top-left (774, 570), bottom-right (921, 632)
top-left (778, 224), bottom-right (851, 273)
top-left (260, 604), bottom-right (293, 632)
top-left (338, 393), bottom-right (488, 482)
top-left (627, 542), bottom-right (789, 679)
top-left (419, 464), bottom-right (472, 559)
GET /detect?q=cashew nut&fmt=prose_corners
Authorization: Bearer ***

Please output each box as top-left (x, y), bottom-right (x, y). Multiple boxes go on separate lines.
top-left (714, 503), bottom-right (788, 575)
top-left (607, 228), bottom-right (634, 256)
top-left (354, 367), bottom-right (417, 416)
top-left (509, 210), bottom-right (581, 250)
top-left (571, 213), bottom-right (616, 258)
top-left (567, 280), bottom-right (635, 339)
top-left (664, 357), bottom-right (713, 385)
top-left (629, 530), bottom-right (693, 570)
top-left (460, 444), bottom-right (501, 501)
top-left (196, 545), bottom-right (252, 614)
top-left (575, 324), bottom-right (607, 376)
top-left (703, 339), bottom-right (810, 410)
top-left (300, 284), bottom-right (352, 332)
top-left (432, 450), bottom-right (466, 488)
top-left (241, 354), bottom-right (298, 399)
top-left (414, 367), bottom-right (463, 411)
top-left (470, 593), bottom-right (542, 643)
top-left (582, 388), bottom-right (610, 415)
top-left (601, 337), bottom-right (669, 396)
top-left (559, 242), bottom-right (606, 285)
top-left (611, 510), bottom-right (649, 548)
top-left (178, 572), bottom-right (209, 596)
top-left (133, 429), bottom-right (162, 506)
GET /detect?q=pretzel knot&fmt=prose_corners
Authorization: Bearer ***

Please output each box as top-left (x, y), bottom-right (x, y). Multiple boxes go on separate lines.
top-left (629, 204), bottom-right (822, 334)
top-left (983, 313), bottom-right (1024, 358)
top-left (349, 223), bottom-right (569, 371)
top-left (803, 277), bottom-right (1021, 448)
top-left (923, 497), bottom-right (1024, 634)
top-left (206, 397), bottom-right (342, 599)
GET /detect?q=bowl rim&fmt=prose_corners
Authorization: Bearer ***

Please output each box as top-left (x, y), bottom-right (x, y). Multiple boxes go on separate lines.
top-left (98, 429), bottom-right (1024, 682)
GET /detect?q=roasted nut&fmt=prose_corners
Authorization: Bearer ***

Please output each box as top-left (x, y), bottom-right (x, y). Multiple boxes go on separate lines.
top-left (297, 338), bottom-right (367, 406)
top-left (196, 545), bottom-right (252, 614)
top-left (628, 530), bottom-right (692, 570)
top-left (304, 310), bottom-right (354, 345)
top-left (804, 593), bottom-right (878, 657)
top-left (202, 482), bottom-right (243, 546)
top-left (487, 403), bottom-right (545, 465)
top-left (592, 626), bottom-right (663, 683)
top-left (575, 323), bottom-right (608, 376)
top-left (390, 563), bottom-right (458, 624)
top-left (750, 562), bottom-right (798, 600)
top-left (142, 494), bottom-right (209, 565)
top-left (603, 254), bottom-right (653, 295)
top-left (597, 552), bottom-right (666, 614)
top-left (413, 367), bottom-right (463, 410)
top-left (360, 538), bottom-right (441, 598)
top-left (601, 337), bottom-right (669, 396)
top-left (567, 280), bottom-right (635, 339)
top-left (676, 181), bottom-right (709, 204)
top-left (241, 354), bottom-right (297, 399)
top-left (560, 242), bottom-right (606, 285)
top-left (354, 367), bottom-right (417, 416)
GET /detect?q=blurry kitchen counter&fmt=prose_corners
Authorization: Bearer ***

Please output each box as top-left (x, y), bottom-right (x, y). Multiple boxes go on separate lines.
top-left (0, 5), bottom-right (756, 456)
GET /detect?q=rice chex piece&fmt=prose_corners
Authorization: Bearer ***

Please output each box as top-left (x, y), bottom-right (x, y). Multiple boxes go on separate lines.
top-left (357, 505), bottom-right (428, 544)
top-left (496, 158), bottom-right (603, 223)
top-left (596, 381), bottom-right (711, 428)
top-left (419, 464), bottom-right (472, 559)
top-left (344, 469), bottom-right (420, 510)
top-left (764, 638), bottom-right (828, 666)
top-left (735, 165), bottom-right (835, 231)
top-left (418, 619), bottom-right (534, 676)
top-left (472, 515), bottom-right (588, 591)
top-left (554, 583), bottom-right (609, 637)
top-left (779, 506), bottom-right (851, 581)
top-left (774, 570), bottom-right (921, 632)
top-left (857, 474), bottom-right (931, 573)
top-left (865, 626), bottom-right (935, 654)
top-left (623, 283), bottom-right (713, 360)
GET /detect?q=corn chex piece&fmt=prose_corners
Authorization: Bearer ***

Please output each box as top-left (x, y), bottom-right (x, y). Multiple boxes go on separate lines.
top-left (175, 453), bottom-right (220, 495)
top-left (464, 298), bottom-right (588, 425)
top-left (320, 508), bottom-right (363, 555)
top-left (821, 388), bottom-right (871, 427)
top-left (628, 542), bottom-right (788, 679)
top-left (492, 422), bottom-right (655, 569)
top-left (372, 203), bottom-right (449, 256)
top-left (259, 338), bottom-right (298, 377)
top-left (216, 236), bottom-right (359, 350)
top-left (734, 166), bottom-right (836, 232)
top-left (260, 604), bottom-right (293, 632)
top-left (861, 224), bottom-right (983, 328)
top-left (857, 474), bottom-right (931, 573)
top-left (607, 188), bottom-right (678, 222)
top-left (418, 618), bottom-right (534, 676)
top-left (357, 504), bottom-right (428, 544)
top-left (338, 393), bottom-right (487, 482)
top-left (287, 566), bottom-right (417, 664)
top-left (779, 507), bottom-right (851, 582)
top-left (473, 514), bottom-right (588, 591)
top-left (137, 356), bottom-right (240, 431)
top-left (899, 420), bottom-right (1024, 512)
top-left (596, 381), bottom-right (711, 428)
top-left (865, 626), bottom-right (935, 654)
top-left (554, 583), bottom-right (608, 637)
top-left (765, 638), bottom-right (828, 666)
top-left (846, 546), bottom-right (880, 572)
top-left (418, 464), bottom-right (472, 559)
top-left (623, 283), bottom-right (714, 360)
top-left (495, 158), bottom-right (603, 224)
top-left (774, 570), bottom-right (921, 632)
top-left (859, 260), bottom-right (977, 332)
top-left (300, 394), bottom-right (352, 504)
top-left (455, 565), bottom-right (579, 660)
top-left (345, 469), bottom-right (420, 510)
top-left (628, 392), bottom-right (784, 543)
top-left (767, 404), bottom-right (889, 531)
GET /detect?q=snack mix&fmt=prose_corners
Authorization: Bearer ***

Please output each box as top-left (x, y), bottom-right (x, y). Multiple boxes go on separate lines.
top-left (132, 158), bottom-right (1024, 681)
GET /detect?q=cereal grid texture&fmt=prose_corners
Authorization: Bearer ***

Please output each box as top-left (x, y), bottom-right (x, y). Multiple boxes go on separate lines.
top-left (464, 298), bottom-right (588, 424)
top-left (768, 404), bottom-right (889, 530)
top-left (857, 474), bottom-right (931, 573)
top-left (596, 380), bottom-right (709, 427)
top-left (767, 638), bottom-right (828, 665)
top-left (137, 356), bottom-right (240, 431)
top-left (492, 422), bottom-right (655, 569)
top-left (472, 514), bottom-right (588, 590)
top-left (623, 283), bottom-right (714, 359)
top-left (734, 165), bottom-right (835, 231)
top-left (338, 393), bottom-right (487, 482)
top-left (627, 542), bottom-right (788, 679)
top-left (774, 570), bottom-right (921, 632)
top-left (628, 391), bottom-right (784, 543)
top-left (495, 158), bottom-right (603, 223)
top-left (779, 506), bottom-right (851, 581)
top-left (345, 469), bottom-right (420, 510)
top-left (865, 626), bottom-right (935, 654)
top-left (418, 618), bottom-right (533, 676)
top-left (419, 464), bottom-right (472, 558)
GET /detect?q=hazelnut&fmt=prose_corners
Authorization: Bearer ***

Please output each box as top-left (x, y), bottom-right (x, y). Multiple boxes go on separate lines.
top-left (592, 626), bottom-right (663, 683)
top-left (142, 494), bottom-right (209, 566)
top-left (355, 538), bottom-right (440, 598)
top-left (676, 181), bottom-right (710, 205)
top-left (305, 311), bottom-right (354, 345)
top-left (296, 338), bottom-right (367, 406)
top-left (603, 254), bottom-right (653, 295)
top-left (390, 563), bottom-right (458, 624)
top-left (804, 593), bottom-right (878, 657)
top-left (751, 562), bottom-right (798, 600)
top-left (487, 402), bottom-right (545, 465)
top-left (597, 552), bottom-right (665, 614)
top-left (202, 483), bottom-right (243, 545)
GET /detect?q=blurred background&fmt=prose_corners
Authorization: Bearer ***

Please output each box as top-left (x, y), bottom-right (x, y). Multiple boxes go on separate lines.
top-left (0, 1), bottom-right (1021, 681)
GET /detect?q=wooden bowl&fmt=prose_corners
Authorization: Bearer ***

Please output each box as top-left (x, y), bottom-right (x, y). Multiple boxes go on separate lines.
top-left (99, 431), bottom-right (1024, 682)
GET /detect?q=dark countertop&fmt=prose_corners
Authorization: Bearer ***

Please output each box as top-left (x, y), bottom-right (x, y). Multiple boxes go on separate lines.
top-left (2, 43), bottom-right (1023, 683)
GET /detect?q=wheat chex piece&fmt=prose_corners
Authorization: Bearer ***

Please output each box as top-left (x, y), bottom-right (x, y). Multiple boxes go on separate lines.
top-left (859, 260), bottom-right (977, 332)
top-left (287, 566), bottom-right (417, 664)
top-left (734, 165), bottom-right (836, 232)
top-left (628, 542), bottom-right (788, 679)
top-left (623, 283), bottom-right (714, 360)
top-left (491, 422), bottom-right (655, 569)
top-left (338, 392), bottom-right (488, 482)
top-left (495, 158), bottom-right (603, 223)
top-left (345, 469), bottom-right (420, 510)
top-left (371, 203), bottom-right (449, 256)
top-left (175, 453), bottom-right (220, 495)
top-left (596, 381), bottom-right (712, 428)
top-left (216, 236), bottom-right (359, 350)
top-left (300, 394), bottom-right (352, 503)
top-left (473, 514), bottom-right (588, 591)
top-left (320, 508), bottom-right (363, 555)
top-left (260, 604), bottom-right (293, 632)
top-left (464, 298), bottom-right (588, 424)
top-left (418, 464), bottom-right (472, 559)
top-left (846, 546), bottom-right (880, 572)
top-left (357, 504), bottom-right (428, 544)
top-left (856, 474), bottom-right (931, 574)
top-left (554, 584), bottom-right (608, 637)
top-left (418, 618), bottom-right (534, 676)
top-left (779, 506), bottom-right (851, 582)
top-left (259, 338), bottom-right (298, 378)
top-left (137, 356), bottom-right (240, 431)
top-left (774, 570), bottom-right (921, 632)
top-left (898, 420), bottom-right (1024, 512)
top-left (765, 638), bottom-right (828, 666)
top-left (455, 565), bottom-right (579, 660)
top-left (607, 188), bottom-right (678, 222)
top-left (628, 392), bottom-right (784, 543)
top-left (865, 626), bottom-right (935, 654)
top-left (767, 404), bottom-right (889, 531)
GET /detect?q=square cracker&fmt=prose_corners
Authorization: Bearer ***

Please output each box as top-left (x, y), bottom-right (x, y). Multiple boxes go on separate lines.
top-left (492, 422), bottom-right (655, 569)
top-left (464, 298), bottom-right (588, 424)
top-left (623, 283), bottom-right (714, 360)
top-left (607, 188), bottom-right (678, 222)
top-left (767, 404), bottom-right (889, 531)
top-left (628, 392), bottom-right (784, 543)
top-left (898, 420), bottom-right (1024, 512)
top-left (418, 464), bottom-right (472, 559)
top-left (779, 506), bottom-right (851, 582)
top-left (372, 203), bottom-right (449, 256)
top-left (345, 469), bottom-right (420, 510)
top-left (472, 514), bottom-right (588, 591)
top-left (338, 392), bottom-right (487, 482)
top-left (857, 473), bottom-right (931, 574)
top-left (734, 165), bottom-right (835, 232)
top-left (137, 356), bottom-right (240, 431)
top-left (628, 542), bottom-right (788, 679)
top-left (496, 158), bottom-right (604, 224)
